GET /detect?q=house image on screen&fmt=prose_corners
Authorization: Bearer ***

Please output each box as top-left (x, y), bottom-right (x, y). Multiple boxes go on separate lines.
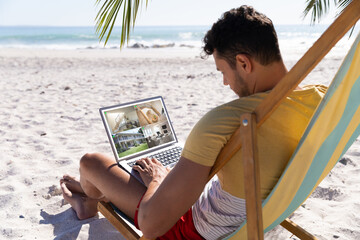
top-left (113, 127), bottom-right (148, 157)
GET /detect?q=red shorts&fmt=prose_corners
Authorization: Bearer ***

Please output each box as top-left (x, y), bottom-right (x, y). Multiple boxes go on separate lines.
top-left (134, 195), bottom-right (204, 240)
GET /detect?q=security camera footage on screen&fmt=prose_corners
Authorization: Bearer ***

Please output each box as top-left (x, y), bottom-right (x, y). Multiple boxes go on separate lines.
top-left (104, 99), bottom-right (175, 159)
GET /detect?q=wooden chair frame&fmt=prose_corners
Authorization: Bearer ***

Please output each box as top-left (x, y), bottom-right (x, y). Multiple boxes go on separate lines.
top-left (98, 1), bottom-right (360, 239)
top-left (227, 1), bottom-right (360, 239)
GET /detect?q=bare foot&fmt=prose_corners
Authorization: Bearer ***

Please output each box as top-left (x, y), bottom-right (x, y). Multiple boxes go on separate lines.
top-left (60, 181), bottom-right (98, 220)
top-left (60, 175), bottom-right (84, 194)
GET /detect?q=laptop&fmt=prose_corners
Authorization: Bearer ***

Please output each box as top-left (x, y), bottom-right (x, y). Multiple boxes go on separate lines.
top-left (99, 96), bottom-right (182, 183)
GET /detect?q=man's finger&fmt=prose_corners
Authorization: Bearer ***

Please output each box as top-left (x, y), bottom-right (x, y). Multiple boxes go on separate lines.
top-left (151, 158), bottom-right (160, 164)
top-left (144, 157), bottom-right (152, 165)
top-left (132, 164), bottom-right (144, 172)
top-left (136, 159), bottom-right (148, 168)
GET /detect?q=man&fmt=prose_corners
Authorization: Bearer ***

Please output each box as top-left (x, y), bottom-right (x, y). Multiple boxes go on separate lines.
top-left (61, 5), bottom-right (326, 239)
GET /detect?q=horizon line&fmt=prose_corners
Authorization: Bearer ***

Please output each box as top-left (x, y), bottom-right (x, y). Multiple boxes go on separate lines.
top-left (0, 23), bottom-right (331, 28)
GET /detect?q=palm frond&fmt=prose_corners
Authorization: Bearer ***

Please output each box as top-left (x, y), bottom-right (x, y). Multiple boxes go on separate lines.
top-left (338, 0), bottom-right (356, 38)
top-left (133, 0), bottom-right (140, 26)
top-left (303, 0), bottom-right (355, 37)
top-left (303, 0), bottom-right (355, 24)
top-left (336, 0), bottom-right (352, 16)
top-left (303, 0), bottom-right (331, 24)
top-left (95, 0), bottom-right (148, 48)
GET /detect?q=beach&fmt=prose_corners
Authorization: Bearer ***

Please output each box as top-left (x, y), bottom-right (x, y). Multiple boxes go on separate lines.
top-left (0, 37), bottom-right (359, 240)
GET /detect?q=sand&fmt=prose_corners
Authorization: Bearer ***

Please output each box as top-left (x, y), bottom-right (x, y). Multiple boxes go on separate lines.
top-left (0, 44), bottom-right (359, 240)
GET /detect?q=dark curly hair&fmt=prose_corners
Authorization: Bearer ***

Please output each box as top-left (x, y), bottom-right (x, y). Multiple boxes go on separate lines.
top-left (203, 5), bottom-right (282, 67)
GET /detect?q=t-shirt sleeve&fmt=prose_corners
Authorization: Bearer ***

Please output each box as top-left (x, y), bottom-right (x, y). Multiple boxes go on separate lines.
top-left (181, 104), bottom-right (245, 166)
top-left (181, 112), bottom-right (227, 166)
top-left (181, 94), bottom-right (265, 167)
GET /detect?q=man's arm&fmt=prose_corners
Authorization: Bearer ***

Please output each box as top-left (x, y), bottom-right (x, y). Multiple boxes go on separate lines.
top-left (135, 156), bottom-right (211, 239)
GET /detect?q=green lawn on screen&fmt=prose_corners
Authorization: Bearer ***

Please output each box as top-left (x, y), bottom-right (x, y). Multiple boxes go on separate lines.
top-left (118, 143), bottom-right (149, 158)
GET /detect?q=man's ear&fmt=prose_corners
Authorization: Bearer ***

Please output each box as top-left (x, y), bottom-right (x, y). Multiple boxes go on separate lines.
top-left (235, 54), bottom-right (252, 73)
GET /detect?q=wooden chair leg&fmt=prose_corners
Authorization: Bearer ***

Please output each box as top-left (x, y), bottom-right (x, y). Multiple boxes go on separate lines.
top-left (240, 113), bottom-right (264, 240)
top-left (280, 218), bottom-right (318, 240)
top-left (98, 201), bottom-right (141, 240)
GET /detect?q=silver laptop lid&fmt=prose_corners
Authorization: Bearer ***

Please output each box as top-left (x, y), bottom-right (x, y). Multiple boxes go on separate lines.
top-left (99, 96), bottom-right (178, 163)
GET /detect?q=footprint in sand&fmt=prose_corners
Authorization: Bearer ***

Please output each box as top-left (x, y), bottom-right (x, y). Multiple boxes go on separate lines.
top-left (311, 186), bottom-right (342, 201)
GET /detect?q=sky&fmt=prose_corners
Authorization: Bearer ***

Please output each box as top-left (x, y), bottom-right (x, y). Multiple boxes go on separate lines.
top-left (0, 0), bottom-right (338, 27)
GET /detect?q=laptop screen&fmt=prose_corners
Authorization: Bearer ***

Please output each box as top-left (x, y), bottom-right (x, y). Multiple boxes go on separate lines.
top-left (100, 96), bottom-right (178, 161)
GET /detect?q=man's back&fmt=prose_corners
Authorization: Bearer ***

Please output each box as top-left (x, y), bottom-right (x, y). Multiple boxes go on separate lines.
top-left (182, 85), bottom-right (327, 199)
top-left (179, 85), bottom-right (326, 239)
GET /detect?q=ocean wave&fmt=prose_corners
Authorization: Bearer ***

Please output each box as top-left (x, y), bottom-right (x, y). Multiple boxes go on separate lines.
top-left (179, 32), bottom-right (193, 40)
top-left (127, 42), bottom-right (197, 49)
top-left (2, 25), bottom-right (356, 51)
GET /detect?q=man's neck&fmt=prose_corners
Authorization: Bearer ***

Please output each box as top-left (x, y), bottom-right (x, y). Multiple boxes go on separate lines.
top-left (252, 60), bottom-right (288, 94)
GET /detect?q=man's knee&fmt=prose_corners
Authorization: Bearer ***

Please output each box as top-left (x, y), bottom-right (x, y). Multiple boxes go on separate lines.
top-left (79, 153), bottom-right (105, 172)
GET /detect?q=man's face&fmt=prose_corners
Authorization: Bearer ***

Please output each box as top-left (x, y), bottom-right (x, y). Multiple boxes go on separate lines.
top-left (213, 51), bottom-right (251, 97)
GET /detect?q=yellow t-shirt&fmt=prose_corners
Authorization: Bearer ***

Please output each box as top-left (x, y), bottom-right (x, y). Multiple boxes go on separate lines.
top-left (182, 85), bottom-right (327, 199)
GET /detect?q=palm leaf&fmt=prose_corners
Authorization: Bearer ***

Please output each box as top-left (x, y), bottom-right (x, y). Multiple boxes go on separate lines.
top-left (95, 0), bottom-right (122, 43)
top-left (335, 0), bottom-right (355, 37)
top-left (336, 0), bottom-right (352, 16)
top-left (133, 0), bottom-right (140, 26)
top-left (105, 0), bottom-right (122, 45)
top-left (303, 0), bottom-right (354, 23)
top-left (303, 0), bottom-right (355, 36)
top-left (95, 0), bottom-right (116, 34)
top-left (95, 0), bottom-right (148, 48)
top-left (303, 0), bottom-right (331, 23)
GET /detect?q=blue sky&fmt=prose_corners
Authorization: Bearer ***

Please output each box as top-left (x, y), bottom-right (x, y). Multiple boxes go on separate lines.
top-left (0, 0), bottom-right (338, 26)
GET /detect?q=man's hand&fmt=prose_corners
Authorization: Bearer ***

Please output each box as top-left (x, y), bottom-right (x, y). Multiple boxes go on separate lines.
top-left (137, 157), bottom-right (211, 238)
top-left (132, 158), bottom-right (170, 187)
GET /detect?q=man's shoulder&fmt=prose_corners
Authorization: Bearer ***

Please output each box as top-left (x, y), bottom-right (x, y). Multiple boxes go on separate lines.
top-left (182, 93), bottom-right (269, 166)
top-left (203, 93), bottom-right (269, 120)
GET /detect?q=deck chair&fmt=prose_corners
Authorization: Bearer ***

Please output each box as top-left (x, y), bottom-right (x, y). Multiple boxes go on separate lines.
top-left (98, 1), bottom-right (360, 239)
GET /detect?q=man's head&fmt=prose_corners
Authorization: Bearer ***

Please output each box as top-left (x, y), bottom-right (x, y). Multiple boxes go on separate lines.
top-left (203, 5), bottom-right (282, 68)
top-left (203, 5), bottom-right (286, 97)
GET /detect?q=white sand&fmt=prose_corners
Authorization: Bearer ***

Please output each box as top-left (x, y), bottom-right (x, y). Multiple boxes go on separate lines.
top-left (0, 44), bottom-right (359, 240)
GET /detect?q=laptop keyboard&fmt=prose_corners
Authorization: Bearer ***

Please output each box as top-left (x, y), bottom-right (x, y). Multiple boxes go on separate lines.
top-left (128, 146), bottom-right (182, 168)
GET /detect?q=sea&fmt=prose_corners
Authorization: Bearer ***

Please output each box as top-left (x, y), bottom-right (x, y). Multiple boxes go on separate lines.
top-left (0, 25), bottom-right (357, 55)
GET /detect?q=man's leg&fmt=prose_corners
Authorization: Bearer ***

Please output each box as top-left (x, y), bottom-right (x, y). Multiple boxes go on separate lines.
top-left (61, 152), bottom-right (146, 220)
